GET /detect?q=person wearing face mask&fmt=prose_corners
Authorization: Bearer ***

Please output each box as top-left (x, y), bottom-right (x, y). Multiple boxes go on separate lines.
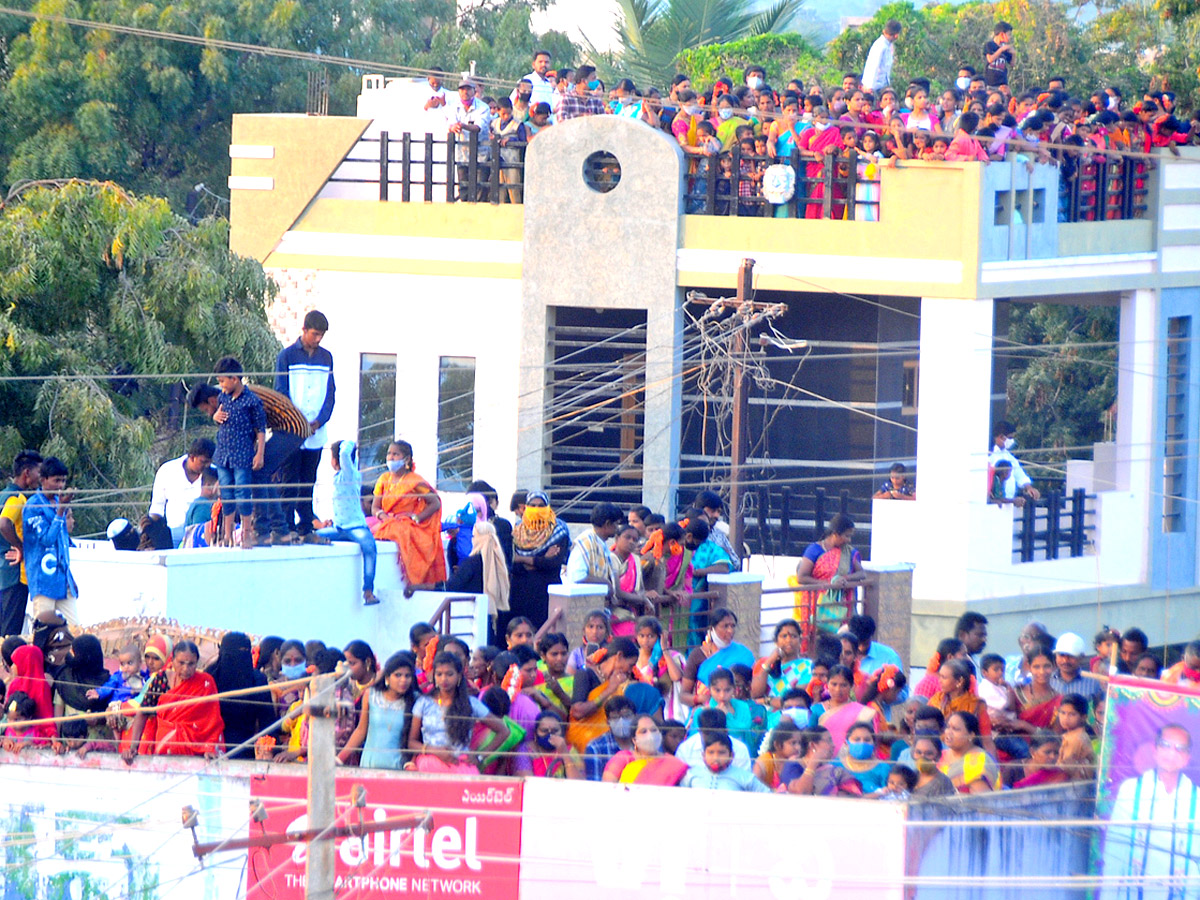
top-left (506, 491), bottom-right (570, 635)
top-left (670, 89), bottom-right (709, 159)
top-left (370, 440), bottom-right (446, 587)
top-left (987, 419), bottom-right (1041, 501)
top-left (558, 65), bottom-right (604, 120)
top-left (744, 65), bottom-right (766, 93)
top-left (602, 714), bottom-right (690, 785)
top-left (517, 709), bottom-right (584, 778)
top-left (910, 735), bottom-right (957, 796)
top-left (798, 106), bottom-right (844, 219)
top-left (833, 722), bottom-right (891, 792)
top-left (582, 695), bottom-right (636, 780)
top-left (956, 66), bottom-right (976, 93)
top-left (682, 731), bottom-right (772, 791)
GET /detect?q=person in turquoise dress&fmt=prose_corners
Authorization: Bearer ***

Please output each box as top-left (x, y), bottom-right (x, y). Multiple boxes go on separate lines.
top-left (338, 652), bottom-right (417, 769)
top-left (688, 666), bottom-right (759, 754)
top-left (685, 517), bottom-right (732, 648)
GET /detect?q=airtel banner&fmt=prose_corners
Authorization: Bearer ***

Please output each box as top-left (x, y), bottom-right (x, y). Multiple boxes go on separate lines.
top-left (246, 772), bottom-right (522, 899)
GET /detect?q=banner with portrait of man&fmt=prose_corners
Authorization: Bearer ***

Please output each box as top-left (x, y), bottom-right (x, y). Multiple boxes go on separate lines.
top-left (1098, 676), bottom-right (1200, 900)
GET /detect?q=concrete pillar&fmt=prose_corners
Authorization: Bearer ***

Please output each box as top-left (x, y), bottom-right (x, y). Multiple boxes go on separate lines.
top-left (1116, 289), bottom-right (1159, 582)
top-left (913, 297), bottom-right (995, 600)
top-left (860, 564), bottom-right (915, 669)
top-left (547, 582), bottom-right (610, 648)
top-left (518, 116), bottom-right (685, 506)
top-left (709, 572), bottom-right (764, 652)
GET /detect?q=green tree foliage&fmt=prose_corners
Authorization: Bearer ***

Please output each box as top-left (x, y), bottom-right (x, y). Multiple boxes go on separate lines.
top-left (603, 0), bottom-right (805, 87)
top-left (1002, 303), bottom-right (1118, 464)
top-left (0, 180), bottom-right (280, 533)
top-left (828, 0), bottom-right (1093, 98)
top-left (0, 0), bottom-right (577, 207)
top-left (676, 32), bottom-right (830, 90)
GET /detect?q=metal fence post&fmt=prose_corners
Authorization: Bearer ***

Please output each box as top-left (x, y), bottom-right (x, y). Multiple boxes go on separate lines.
top-left (822, 154), bottom-right (834, 219)
top-left (1020, 500), bottom-right (1035, 562)
top-left (400, 132), bottom-right (411, 202)
top-left (378, 131), bottom-right (389, 202)
top-left (489, 137), bottom-right (501, 204)
top-left (814, 488), bottom-right (827, 542)
top-left (780, 486), bottom-right (792, 554)
top-left (845, 148), bottom-right (858, 221)
top-left (1070, 488), bottom-right (1086, 557)
top-left (446, 133), bottom-right (456, 201)
top-left (1046, 490), bottom-right (1061, 560)
top-left (729, 144), bottom-right (741, 217)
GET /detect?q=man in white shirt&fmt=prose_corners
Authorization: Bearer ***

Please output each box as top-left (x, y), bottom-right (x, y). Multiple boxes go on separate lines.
top-left (1102, 723), bottom-right (1200, 900)
top-left (147, 438), bottom-right (214, 546)
top-left (448, 81), bottom-right (493, 201)
top-left (423, 73), bottom-right (447, 128)
top-left (988, 419), bottom-right (1041, 501)
top-left (861, 19), bottom-right (902, 91)
top-left (511, 50), bottom-right (555, 109)
top-left (564, 502), bottom-right (622, 598)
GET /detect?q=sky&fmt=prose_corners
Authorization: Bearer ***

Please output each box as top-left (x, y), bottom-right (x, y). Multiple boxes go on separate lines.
top-left (531, 0), bottom-right (624, 53)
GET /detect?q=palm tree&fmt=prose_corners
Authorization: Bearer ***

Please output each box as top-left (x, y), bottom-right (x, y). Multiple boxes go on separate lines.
top-left (607, 0), bottom-right (805, 86)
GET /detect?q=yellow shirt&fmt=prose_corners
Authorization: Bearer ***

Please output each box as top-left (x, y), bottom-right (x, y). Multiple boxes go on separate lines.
top-left (1, 493), bottom-right (27, 584)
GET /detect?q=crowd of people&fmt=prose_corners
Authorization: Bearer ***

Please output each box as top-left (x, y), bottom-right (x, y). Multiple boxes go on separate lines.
top-left (0, 426), bottom-right (1187, 799)
top-left (418, 33), bottom-right (1198, 219)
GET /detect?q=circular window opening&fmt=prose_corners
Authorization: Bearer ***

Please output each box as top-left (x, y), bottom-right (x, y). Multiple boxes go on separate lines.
top-left (583, 151), bottom-right (621, 193)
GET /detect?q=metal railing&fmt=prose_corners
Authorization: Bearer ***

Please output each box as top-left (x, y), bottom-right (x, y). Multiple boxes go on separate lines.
top-left (326, 131), bottom-right (880, 219)
top-left (741, 485), bottom-right (874, 558)
top-left (1012, 488), bottom-right (1095, 562)
top-left (1060, 156), bottom-right (1149, 222)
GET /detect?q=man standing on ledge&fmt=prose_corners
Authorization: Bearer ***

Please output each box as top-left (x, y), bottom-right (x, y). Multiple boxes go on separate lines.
top-left (276, 310), bottom-right (335, 543)
top-left (861, 19), bottom-right (902, 92)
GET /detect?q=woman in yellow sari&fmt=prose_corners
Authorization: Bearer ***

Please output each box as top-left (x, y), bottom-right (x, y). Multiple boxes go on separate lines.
top-left (371, 441), bottom-right (446, 585)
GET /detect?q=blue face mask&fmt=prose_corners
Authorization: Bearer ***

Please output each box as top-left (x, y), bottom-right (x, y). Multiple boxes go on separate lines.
top-left (535, 733), bottom-right (557, 751)
top-left (847, 741), bottom-right (875, 760)
top-left (588, 80), bottom-right (601, 91)
top-left (281, 662), bottom-right (307, 680)
top-left (386, 459), bottom-right (405, 473)
top-left (784, 707), bottom-right (810, 729)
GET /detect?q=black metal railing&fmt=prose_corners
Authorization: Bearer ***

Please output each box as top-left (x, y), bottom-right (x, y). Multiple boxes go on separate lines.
top-left (684, 146), bottom-right (881, 220)
top-left (326, 131), bottom-right (880, 220)
top-left (1012, 488), bottom-right (1095, 562)
top-left (1061, 156), bottom-right (1149, 223)
top-left (742, 485), bottom-right (874, 558)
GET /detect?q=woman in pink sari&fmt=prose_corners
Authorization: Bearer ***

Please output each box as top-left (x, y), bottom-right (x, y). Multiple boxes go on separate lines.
top-left (814, 665), bottom-right (884, 752)
top-left (799, 107), bottom-right (844, 219)
top-left (794, 514), bottom-right (866, 641)
top-left (611, 525), bottom-right (651, 638)
top-left (602, 715), bottom-right (689, 785)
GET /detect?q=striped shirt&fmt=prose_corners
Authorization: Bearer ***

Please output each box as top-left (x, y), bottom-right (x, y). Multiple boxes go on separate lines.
top-left (247, 384), bottom-right (310, 438)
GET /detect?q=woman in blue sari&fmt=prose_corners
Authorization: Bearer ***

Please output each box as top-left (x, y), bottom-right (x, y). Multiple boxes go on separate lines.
top-left (680, 608), bottom-right (755, 708)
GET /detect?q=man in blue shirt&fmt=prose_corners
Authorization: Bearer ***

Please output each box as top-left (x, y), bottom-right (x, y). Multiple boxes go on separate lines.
top-left (23, 457), bottom-right (79, 625)
top-left (275, 310), bottom-right (335, 542)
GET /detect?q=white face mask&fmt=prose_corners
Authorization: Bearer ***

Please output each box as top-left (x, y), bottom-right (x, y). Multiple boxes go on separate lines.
top-left (903, 96), bottom-right (914, 109)
top-left (747, 76), bottom-right (763, 90)
top-left (812, 121), bottom-right (829, 132)
top-left (718, 107), bottom-right (734, 120)
top-left (686, 105), bottom-right (701, 117)
top-left (956, 77), bottom-right (970, 91)
top-left (635, 730), bottom-right (662, 754)
top-left (709, 628), bottom-right (732, 649)
top-left (1004, 437), bottom-right (1017, 451)
top-left (1107, 95), bottom-right (1120, 111)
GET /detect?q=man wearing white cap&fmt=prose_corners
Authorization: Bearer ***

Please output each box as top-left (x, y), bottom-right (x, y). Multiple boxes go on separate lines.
top-left (1051, 632), bottom-right (1103, 700)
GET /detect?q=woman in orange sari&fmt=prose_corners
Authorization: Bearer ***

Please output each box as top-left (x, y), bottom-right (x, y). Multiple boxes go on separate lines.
top-left (371, 440), bottom-right (446, 585)
top-left (928, 658), bottom-right (998, 758)
top-left (122, 640), bottom-right (224, 760)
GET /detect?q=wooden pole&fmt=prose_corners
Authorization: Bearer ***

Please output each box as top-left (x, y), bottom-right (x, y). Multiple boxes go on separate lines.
top-left (305, 673), bottom-right (337, 900)
top-left (729, 258), bottom-right (755, 557)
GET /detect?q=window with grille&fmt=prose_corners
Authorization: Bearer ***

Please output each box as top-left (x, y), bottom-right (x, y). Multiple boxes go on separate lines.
top-left (1163, 317), bottom-right (1190, 533)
